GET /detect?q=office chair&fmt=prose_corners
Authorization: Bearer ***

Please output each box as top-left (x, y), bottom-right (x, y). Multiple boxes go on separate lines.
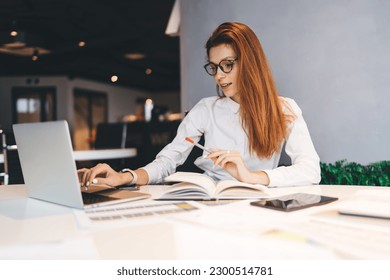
top-left (0, 129), bottom-right (9, 185)
top-left (88, 122), bottom-right (128, 170)
top-left (94, 122), bottom-right (127, 149)
top-left (0, 129), bottom-right (23, 185)
top-left (277, 142), bottom-right (292, 167)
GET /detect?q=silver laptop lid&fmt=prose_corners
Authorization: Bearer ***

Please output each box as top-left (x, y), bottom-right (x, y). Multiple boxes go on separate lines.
top-left (13, 120), bottom-right (84, 209)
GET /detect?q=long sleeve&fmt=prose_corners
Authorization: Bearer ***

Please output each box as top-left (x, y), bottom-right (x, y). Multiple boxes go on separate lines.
top-left (263, 99), bottom-right (321, 187)
top-left (142, 96), bottom-right (321, 187)
top-left (141, 99), bottom-right (211, 184)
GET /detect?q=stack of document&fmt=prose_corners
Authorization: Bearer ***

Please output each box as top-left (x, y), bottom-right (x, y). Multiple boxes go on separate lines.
top-left (289, 188), bottom-right (390, 259)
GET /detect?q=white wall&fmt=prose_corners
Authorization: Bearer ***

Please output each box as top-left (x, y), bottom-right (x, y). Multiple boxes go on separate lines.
top-left (179, 0), bottom-right (390, 164)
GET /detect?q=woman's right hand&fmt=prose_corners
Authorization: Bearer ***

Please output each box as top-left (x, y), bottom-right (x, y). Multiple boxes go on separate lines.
top-left (77, 163), bottom-right (132, 188)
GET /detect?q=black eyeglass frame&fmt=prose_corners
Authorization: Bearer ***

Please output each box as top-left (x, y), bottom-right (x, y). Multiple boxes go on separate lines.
top-left (203, 58), bottom-right (238, 76)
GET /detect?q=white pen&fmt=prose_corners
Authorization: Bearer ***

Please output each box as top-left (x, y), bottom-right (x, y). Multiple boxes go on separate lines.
top-left (185, 137), bottom-right (212, 154)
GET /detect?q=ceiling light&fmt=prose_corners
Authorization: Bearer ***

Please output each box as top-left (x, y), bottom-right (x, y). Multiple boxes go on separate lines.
top-left (78, 41), bottom-right (86, 47)
top-left (125, 53), bottom-right (146, 60)
top-left (145, 68), bottom-right (152, 75)
top-left (0, 46), bottom-right (50, 56)
top-left (31, 48), bottom-right (39, 61)
top-left (111, 75), bottom-right (118, 82)
top-left (10, 20), bottom-right (18, 37)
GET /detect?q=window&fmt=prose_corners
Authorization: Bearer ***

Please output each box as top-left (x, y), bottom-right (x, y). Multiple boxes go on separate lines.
top-left (12, 87), bottom-right (56, 124)
top-left (73, 88), bottom-right (107, 150)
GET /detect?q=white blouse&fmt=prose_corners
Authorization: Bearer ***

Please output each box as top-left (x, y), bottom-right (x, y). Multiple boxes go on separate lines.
top-left (142, 96), bottom-right (321, 187)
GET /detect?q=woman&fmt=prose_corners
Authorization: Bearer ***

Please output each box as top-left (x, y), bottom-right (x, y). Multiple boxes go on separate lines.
top-left (79, 22), bottom-right (320, 188)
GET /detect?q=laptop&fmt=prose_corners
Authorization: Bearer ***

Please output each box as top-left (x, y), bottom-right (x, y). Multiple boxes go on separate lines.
top-left (13, 120), bottom-right (150, 209)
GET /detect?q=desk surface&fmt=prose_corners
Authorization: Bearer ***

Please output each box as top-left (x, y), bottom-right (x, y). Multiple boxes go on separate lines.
top-left (0, 184), bottom-right (389, 260)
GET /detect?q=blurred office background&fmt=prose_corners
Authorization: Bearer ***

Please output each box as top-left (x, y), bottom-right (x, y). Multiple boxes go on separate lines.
top-left (1, 0), bottom-right (389, 184)
top-left (0, 0), bottom-right (181, 151)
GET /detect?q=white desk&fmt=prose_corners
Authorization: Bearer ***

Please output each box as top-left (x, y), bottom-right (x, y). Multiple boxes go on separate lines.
top-left (0, 184), bottom-right (389, 260)
top-left (73, 148), bottom-right (137, 161)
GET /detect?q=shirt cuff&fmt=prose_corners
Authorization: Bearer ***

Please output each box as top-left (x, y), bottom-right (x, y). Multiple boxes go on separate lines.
top-left (262, 170), bottom-right (277, 187)
top-left (139, 164), bottom-right (159, 184)
top-left (263, 168), bottom-right (290, 187)
top-left (263, 165), bottom-right (321, 187)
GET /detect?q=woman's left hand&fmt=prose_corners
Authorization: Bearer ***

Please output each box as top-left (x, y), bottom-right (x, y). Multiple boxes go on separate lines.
top-left (207, 149), bottom-right (252, 182)
top-left (207, 149), bottom-right (270, 185)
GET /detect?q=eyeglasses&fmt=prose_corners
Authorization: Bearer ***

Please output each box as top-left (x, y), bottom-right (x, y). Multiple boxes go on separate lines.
top-left (204, 58), bottom-right (238, 76)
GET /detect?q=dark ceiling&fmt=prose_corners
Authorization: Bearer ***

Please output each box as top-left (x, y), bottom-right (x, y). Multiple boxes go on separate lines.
top-left (0, 0), bottom-right (180, 91)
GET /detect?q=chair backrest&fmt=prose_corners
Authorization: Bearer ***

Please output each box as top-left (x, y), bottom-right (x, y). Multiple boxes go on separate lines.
top-left (278, 142), bottom-right (292, 167)
top-left (124, 121), bottom-right (181, 167)
top-left (0, 129), bottom-right (24, 185)
top-left (94, 122), bottom-right (127, 149)
top-left (0, 129), bottom-right (8, 185)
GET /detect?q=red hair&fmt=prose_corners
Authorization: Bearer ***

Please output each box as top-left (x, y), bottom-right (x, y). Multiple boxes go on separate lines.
top-left (206, 22), bottom-right (293, 158)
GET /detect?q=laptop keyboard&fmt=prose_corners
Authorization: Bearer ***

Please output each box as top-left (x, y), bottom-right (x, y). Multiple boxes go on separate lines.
top-left (82, 192), bottom-right (115, 205)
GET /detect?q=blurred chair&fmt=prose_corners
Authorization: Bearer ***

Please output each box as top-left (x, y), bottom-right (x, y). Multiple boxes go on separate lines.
top-left (0, 129), bottom-right (24, 185)
top-left (0, 129), bottom-right (9, 185)
top-left (94, 122), bottom-right (127, 149)
top-left (87, 122), bottom-right (129, 170)
top-left (277, 142), bottom-right (292, 167)
top-left (124, 121), bottom-right (179, 168)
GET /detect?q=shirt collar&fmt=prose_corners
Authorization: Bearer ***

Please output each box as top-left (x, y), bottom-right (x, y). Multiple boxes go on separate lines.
top-left (224, 97), bottom-right (240, 113)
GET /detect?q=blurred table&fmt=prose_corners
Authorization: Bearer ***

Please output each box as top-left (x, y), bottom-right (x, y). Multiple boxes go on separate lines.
top-left (73, 148), bottom-right (137, 161)
top-left (0, 148), bottom-right (136, 163)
